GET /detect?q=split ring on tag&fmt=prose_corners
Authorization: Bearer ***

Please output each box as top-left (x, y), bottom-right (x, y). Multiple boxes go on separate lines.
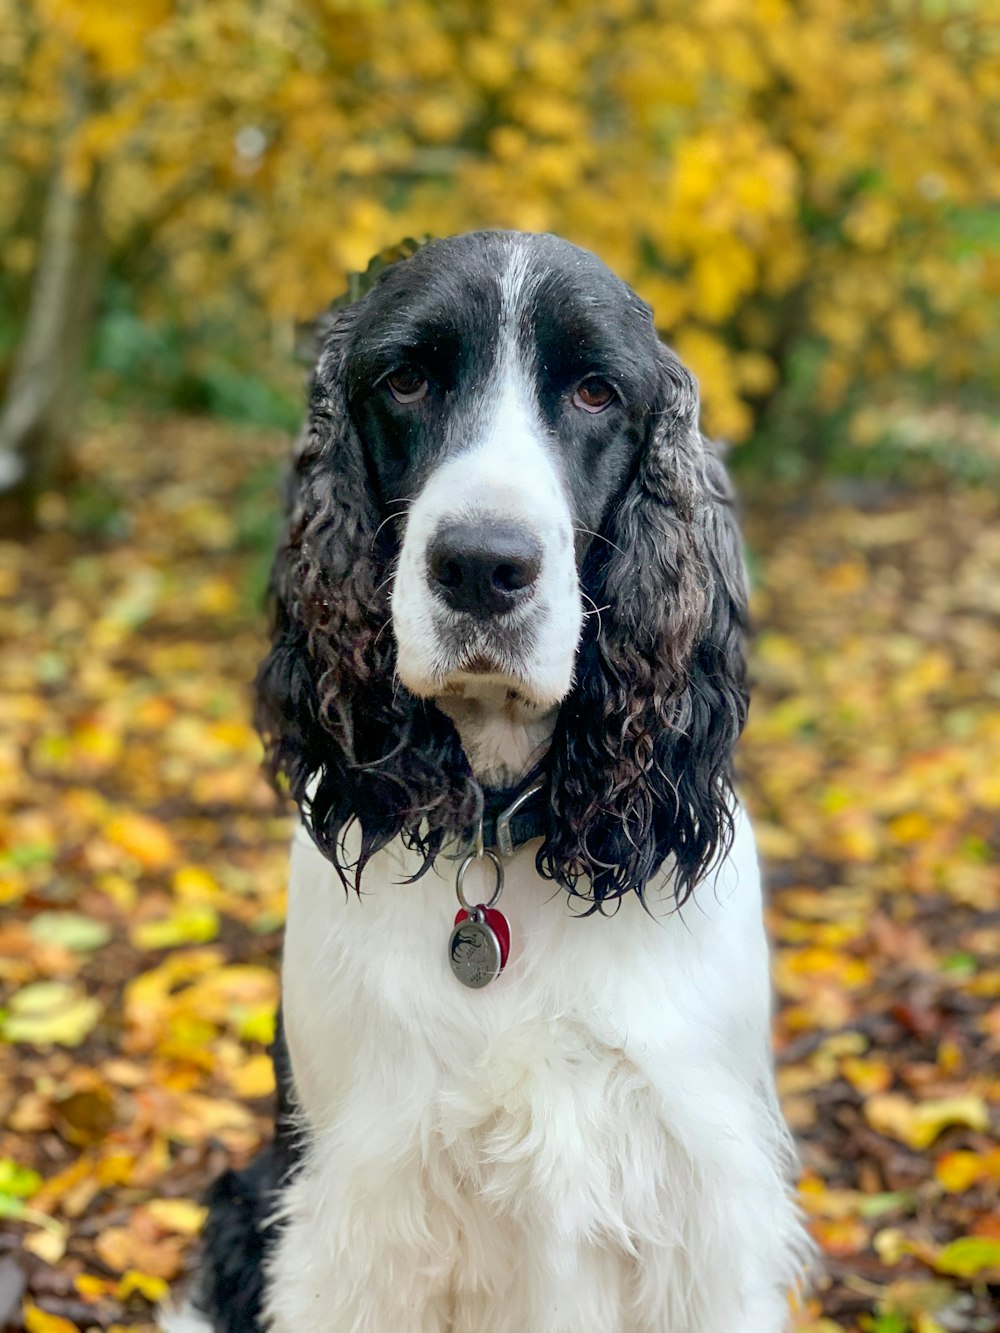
top-left (449, 849), bottom-right (511, 988)
top-left (455, 848), bottom-right (504, 911)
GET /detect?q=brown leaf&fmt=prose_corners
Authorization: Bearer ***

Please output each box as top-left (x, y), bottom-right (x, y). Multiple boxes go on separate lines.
top-left (94, 1226), bottom-right (183, 1280)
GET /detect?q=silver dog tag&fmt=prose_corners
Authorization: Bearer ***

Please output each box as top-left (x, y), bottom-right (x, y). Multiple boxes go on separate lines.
top-left (448, 910), bottom-right (503, 989)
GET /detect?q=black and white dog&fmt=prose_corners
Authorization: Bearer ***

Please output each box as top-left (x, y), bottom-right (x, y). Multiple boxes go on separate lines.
top-left (166, 231), bottom-right (809, 1332)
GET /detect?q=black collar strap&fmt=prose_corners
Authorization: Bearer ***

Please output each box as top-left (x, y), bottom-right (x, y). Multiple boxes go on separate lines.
top-left (479, 779), bottom-right (547, 856)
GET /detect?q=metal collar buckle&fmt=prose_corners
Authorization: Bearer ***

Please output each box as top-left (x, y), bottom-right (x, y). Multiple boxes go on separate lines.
top-left (493, 779), bottom-right (545, 858)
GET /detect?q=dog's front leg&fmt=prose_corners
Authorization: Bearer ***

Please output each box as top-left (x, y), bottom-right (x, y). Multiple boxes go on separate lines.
top-left (261, 1133), bottom-right (453, 1333)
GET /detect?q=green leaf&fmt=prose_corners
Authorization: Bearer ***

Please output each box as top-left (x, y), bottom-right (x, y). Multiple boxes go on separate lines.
top-left (939, 951), bottom-right (976, 976)
top-left (857, 1189), bottom-right (918, 1219)
top-left (860, 1311), bottom-right (909, 1333)
top-left (933, 1236), bottom-right (1000, 1278)
top-left (0, 1158), bottom-right (42, 1199)
top-left (29, 912), bottom-right (112, 953)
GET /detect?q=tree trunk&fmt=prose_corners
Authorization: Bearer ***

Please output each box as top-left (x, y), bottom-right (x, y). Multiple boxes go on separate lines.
top-left (0, 79), bottom-right (103, 529)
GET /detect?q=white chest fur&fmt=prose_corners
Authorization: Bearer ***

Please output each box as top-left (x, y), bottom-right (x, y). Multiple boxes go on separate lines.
top-left (267, 810), bottom-right (807, 1333)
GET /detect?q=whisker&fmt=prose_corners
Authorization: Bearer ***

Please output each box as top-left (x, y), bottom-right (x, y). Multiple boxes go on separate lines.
top-left (580, 591), bottom-right (610, 639)
top-left (372, 501), bottom-right (412, 547)
top-left (573, 525), bottom-right (625, 557)
top-left (373, 616), bottom-right (394, 649)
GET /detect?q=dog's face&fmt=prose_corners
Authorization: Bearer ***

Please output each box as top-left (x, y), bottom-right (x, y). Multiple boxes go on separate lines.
top-left (341, 233), bottom-right (663, 709)
top-left (259, 229), bottom-right (749, 904)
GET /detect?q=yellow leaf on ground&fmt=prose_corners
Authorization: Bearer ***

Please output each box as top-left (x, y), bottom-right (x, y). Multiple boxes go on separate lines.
top-left (227, 1051), bottom-right (276, 1099)
top-left (864, 1093), bottom-right (990, 1150)
top-left (116, 1270), bottom-right (170, 1301)
top-left (935, 1149), bottom-right (996, 1193)
top-left (23, 1306), bottom-right (79, 1333)
top-left (144, 1197), bottom-right (206, 1236)
top-left (841, 1056), bottom-right (893, 1097)
top-left (104, 811), bottom-right (179, 870)
top-left (810, 1216), bottom-right (869, 1256)
top-left (915, 1318), bottom-right (947, 1333)
top-left (74, 1274), bottom-right (116, 1301)
top-left (130, 903), bottom-right (219, 950)
top-left (799, 1176), bottom-right (865, 1220)
top-left (2, 982), bottom-right (102, 1046)
top-left (124, 948), bottom-right (225, 1044)
top-left (172, 865), bottom-right (220, 899)
top-left (156, 1091), bottom-right (258, 1153)
top-left (178, 964), bottom-right (278, 1030)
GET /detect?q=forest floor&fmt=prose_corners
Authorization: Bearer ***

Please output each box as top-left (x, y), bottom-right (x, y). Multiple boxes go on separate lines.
top-left (0, 415), bottom-right (998, 1333)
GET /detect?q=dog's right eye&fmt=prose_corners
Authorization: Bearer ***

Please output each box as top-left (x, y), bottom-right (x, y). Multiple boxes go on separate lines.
top-left (386, 366), bottom-right (429, 404)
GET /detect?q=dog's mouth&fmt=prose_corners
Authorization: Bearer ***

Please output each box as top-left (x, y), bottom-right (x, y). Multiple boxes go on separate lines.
top-left (437, 661), bottom-right (548, 712)
top-left (459, 651), bottom-right (504, 676)
top-left (395, 613), bottom-right (576, 711)
top-left (440, 671), bottom-right (528, 700)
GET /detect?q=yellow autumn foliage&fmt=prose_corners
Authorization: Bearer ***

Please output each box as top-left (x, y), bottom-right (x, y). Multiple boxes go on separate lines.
top-left (1, 0), bottom-right (997, 440)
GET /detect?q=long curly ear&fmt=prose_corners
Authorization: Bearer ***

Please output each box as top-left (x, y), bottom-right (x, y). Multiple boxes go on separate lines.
top-left (542, 346), bottom-right (749, 907)
top-left (254, 307), bottom-right (476, 883)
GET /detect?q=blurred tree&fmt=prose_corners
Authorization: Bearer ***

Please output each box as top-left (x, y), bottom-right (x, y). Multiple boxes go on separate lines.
top-left (1, 0), bottom-right (998, 514)
top-left (0, 51), bottom-right (102, 511)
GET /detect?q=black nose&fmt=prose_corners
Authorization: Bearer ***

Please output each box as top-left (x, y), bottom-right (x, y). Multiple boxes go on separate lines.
top-left (427, 520), bottom-right (542, 619)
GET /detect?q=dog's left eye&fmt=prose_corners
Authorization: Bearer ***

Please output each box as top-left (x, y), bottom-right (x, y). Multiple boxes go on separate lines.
top-left (572, 377), bottom-right (615, 413)
top-left (386, 366), bottom-right (429, 404)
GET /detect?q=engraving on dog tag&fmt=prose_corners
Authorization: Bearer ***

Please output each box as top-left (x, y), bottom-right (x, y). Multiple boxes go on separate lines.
top-left (449, 911), bottom-right (503, 989)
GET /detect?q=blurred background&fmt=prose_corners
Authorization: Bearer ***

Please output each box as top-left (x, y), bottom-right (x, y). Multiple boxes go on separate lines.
top-left (0, 2), bottom-right (998, 1331)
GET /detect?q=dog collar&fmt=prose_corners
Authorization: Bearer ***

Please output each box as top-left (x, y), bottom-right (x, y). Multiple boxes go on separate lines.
top-left (479, 779), bottom-right (547, 856)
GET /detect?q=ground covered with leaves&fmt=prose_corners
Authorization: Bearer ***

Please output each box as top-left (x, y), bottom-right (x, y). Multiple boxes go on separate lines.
top-left (0, 417), bottom-right (997, 1333)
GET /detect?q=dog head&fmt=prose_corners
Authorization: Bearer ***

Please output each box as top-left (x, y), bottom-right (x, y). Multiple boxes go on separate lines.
top-left (257, 231), bottom-right (748, 905)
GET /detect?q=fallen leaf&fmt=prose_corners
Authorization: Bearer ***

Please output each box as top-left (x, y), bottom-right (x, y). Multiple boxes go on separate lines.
top-left (226, 1051), bottom-right (275, 1099)
top-left (104, 811), bottom-right (179, 870)
top-left (53, 1087), bottom-right (117, 1145)
top-left (115, 1270), bottom-right (169, 1302)
top-left (23, 1305), bottom-right (78, 1333)
top-left (0, 1159), bottom-right (41, 1201)
top-left (857, 1190), bottom-right (919, 1219)
top-left (22, 1227), bottom-right (67, 1265)
top-left (144, 1198), bottom-right (206, 1237)
top-left (873, 1227), bottom-right (932, 1266)
top-left (1, 982), bottom-right (101, 1046)
top-left (28, 912), bottom-right (112, 953)
top-left (842, 1055), bottom-right (893, 1096)
top-left (810, 1216), bottom-right (869, 1257)
top-left (934, 1149), bottom-right (997, 1193)
top-left (864, 1093), bottom-right (990, 1150)
top-left (172, 865), bottom-right (220, 899)
top-left (94, 1226), bottom-right (183, 1280)
top-left (932, 1236), bottom-right (1000, 1278)
top-left (130, 903), bottom-right (220, 951)
top-left (73, 1274), bottom-right (116, 1302)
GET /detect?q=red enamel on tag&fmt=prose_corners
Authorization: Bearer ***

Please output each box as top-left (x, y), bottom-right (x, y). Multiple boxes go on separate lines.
top-left (454, 906), bottom-right (510, 970)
